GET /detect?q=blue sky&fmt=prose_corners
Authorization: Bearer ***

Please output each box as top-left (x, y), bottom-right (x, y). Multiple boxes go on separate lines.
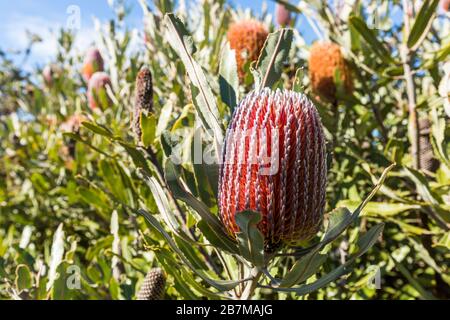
top-left (0, 0), bottom-right (316, 69)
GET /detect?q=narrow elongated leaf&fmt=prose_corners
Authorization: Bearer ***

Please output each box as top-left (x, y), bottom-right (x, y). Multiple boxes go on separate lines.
top-left (138, 209), bottom-right (246, 291)
top-left (235, 211), bottom-right (265, 267)
top-left (280, 250), bottom-right (327, 288)
top-left (349, 16), bottom-right (393, 63)
top-left (407, 0), bottom-right (440, 49)
top-left (164, 13), bottom-right (224, 154)
top-left (81, 121), bottom-right (113, 139)
top-left (47, 223), bottom-right (65, 291)
top-left (255, 28), bottom-right (294, 89)
top-left (219, 42), bottom-right (238, 112)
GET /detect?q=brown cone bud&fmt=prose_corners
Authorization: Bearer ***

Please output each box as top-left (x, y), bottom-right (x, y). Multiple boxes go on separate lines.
top-left (227, 20), bottom-right (269, 81)
top-left (133, 67), bottom-right (153, 141)
top-left (308, 42), bottom-right (353, 103)
top-left (137, 268), bottom-right (166, 300)
top-left (419, 118), bottom-right (439, 173)
top-left (218, 89), bottom-right (327, 251)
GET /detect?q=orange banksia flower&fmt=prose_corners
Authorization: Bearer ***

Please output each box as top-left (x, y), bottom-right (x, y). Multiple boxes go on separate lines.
top-left (82, 47), bottom-right (104, 82)
top-left (275, 3), bottom-right (291, 27)
top-left (133, 67), bottom-right (153, 141)
top-left (87, 72), bottom-right (112, 110)
top-left (227, 19), bottom-right (269, 81)
top-left (218, 88), bottom-right (327, 251)
top-left (308, 42), bottom-right (352, 102)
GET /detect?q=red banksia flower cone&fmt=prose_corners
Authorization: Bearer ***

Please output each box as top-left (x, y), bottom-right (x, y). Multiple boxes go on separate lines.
top-left (82, 47), bottom-right (104, 82)
top-left (227, 20), bottom-right (269, 81)
top-left (218, 89), bottom-right (327, 251)
top-left (87, 72), bottom-right (112, 110)
top-left (133, 67), bottom-right (153, 141)
top-left (309, 42), bottom-right (352, 103)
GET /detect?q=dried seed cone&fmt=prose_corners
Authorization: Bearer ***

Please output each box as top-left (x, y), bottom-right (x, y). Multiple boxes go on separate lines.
top-left (137, 268), bottom-right (166, 300)
top-left (419, 118), bottom-right (439, 173)
top-left (218, 89), bottom-right (327, 251)
top-left (227, 20), bottom-right (269, 81)
top-left (275, 3), bottom-right (291, 27)
top-left (87, 72), bottom-right (112, 110)
top-left (82, 48), bottom-right (104, 82)
top-left (308, 42), bottom-right (352, 102)
top-left (133, 67), bottom-right (153, 141)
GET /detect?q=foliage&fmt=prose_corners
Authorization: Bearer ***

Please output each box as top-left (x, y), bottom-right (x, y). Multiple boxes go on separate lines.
top-left (0, 0), bottom-right (449, 300)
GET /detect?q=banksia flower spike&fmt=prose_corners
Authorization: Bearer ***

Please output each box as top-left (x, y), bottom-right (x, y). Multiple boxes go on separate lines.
top-left (419, 118), bottom-right (439, 173)
top-left (42, 65), bottom-right (54, 87)
top-left (308, 42), bottom-right (352, 103)
top-left (136, 268), bottom-right (166, 300)
top-left (87, 72), bottom-right (112, 110)
top-left (227, 20), bottom-right (269, 81)
top-left (133, 67), bottom-right (153, 142)
top-left (82, 47), bottom-right (104, 82)
top-left (218, 88), bottom-right (327, 251)
top-left (275, 3), bottom-right (291, 27)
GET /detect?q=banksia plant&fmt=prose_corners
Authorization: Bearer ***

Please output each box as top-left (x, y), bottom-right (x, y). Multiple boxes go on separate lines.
top-left (275, 3), bottom-right (291, 27)
top-left (218, 89), bottom-right (327, 251)
top-left (82, 47), bottom-right (104, 82)
top-left (136, 268), bottom-right (166, 300)
top-left (133, 67), bottom-right (153, 142)
top-left (227, 20), bottom-right (269, 81)
top-left (42, 65), bottom-right (54, 87)
top-left (87, 72), bottom-right (112, 110)
top-left (308, 42), bottom-right (352, 103)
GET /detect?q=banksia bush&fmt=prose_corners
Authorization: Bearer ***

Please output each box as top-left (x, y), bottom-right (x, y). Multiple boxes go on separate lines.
top-left (308, 42), bottom-right (352, 102)
top-left (82, 47), bottom-right (104, 82)
top-left (133, 67), bottom-right (153, 141)
top-left (275, 3), bottom-right (291, 27)
top-left (218, 88), bottom-right (327, 250)
top-left (227, 20), bottom-right (269, 81)
top-left (87, 72), bottom-right (112, 110)
top-left (136, 268), bottom-right (166, 300)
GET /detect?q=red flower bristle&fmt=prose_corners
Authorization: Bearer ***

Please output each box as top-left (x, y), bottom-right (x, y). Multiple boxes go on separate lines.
top-left (218, 88), bottom-right (327, 251)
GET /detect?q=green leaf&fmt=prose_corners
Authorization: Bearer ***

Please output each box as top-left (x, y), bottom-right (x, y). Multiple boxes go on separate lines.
top-left (138, 209), bottom-right (245, 291)
top-left (266, 224), bottom-right (384, 295)
top-left (219, 42), bottom-right (239, 112)
top-left (280, 250), bottom-right (327, 288)
top-left (47, 223), bottom-right (65, 291)
top-left (140, 112), bottom-right (156, 148)
top-left (349, 16), bottom-right (393, 63)
top-left (337, 201), bottom-right (421, 217)
top-left (81, 121), bottom-right (113, 139)
top-left (407, 0), bottom-right (440, 49)
top-left (255, 28), bottom-right (294, 89)
top-left (15, 264), bottom-right (32, 292)
top-left (235, 211), bottom-right (265, 268)
top-left (321, 207), bottom-right (353, 245)
top-left (164, 13), bottom-right (224, 157)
